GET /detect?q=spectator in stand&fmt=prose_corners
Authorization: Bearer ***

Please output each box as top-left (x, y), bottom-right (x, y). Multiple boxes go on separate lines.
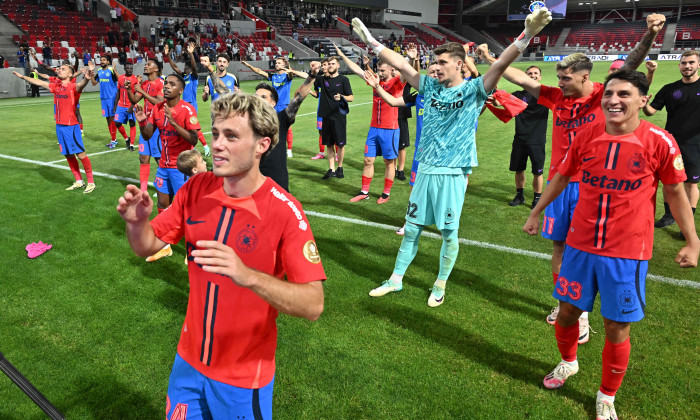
top-left (212, 24), bottom-right (218, 39)
top-left (182, 18), bottom-right (189, 31)
top-left (293, 31), bottom-right (299, 41)
top-left (17, 47), bottom-right (26, 68)
top-left (232, 44), bottom-right (240, 61)
top-left (155, 50), bottom-right (163, 63)
top-left (110, 7), bottom-right (117, 23)
top-left (194, 20), bottom-right (200, 34)
top-left (42, 43), bottom-right (52, 67)
top-left (150, 25), bottom-right (156, 45)
top-left (115, 5), bottom-right (122, 21)
top-left (0, 55), bottom-right (5, 68)
top-left (91, 0), bottom-right (97, 16)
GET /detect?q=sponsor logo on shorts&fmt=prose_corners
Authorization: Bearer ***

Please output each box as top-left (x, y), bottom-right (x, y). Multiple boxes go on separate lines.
top-left (621, 308), bottom-right (638, 315)
top-left (303, 240), bottom-right (321, 264)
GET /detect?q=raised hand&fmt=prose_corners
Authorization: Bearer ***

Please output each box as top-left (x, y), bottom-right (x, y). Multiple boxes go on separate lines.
top-left (646, 13), bottom-right (666, 36)
top-left (364, 69), bottom-right (379, 88)
top-left (524, 6), bottom-right (552, 37)
top-left (133, 104), bottom-right (147, 123)
top-left (117, 184), bottom-right (154, 224)
top-left (645, 60), bottom-right (657, 73)
top-left (406, 43), bottom-right (418, 60)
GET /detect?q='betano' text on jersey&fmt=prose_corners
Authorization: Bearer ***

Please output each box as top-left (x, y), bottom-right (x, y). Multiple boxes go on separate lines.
top-left (96, 67), bottom-right (118, 99)
top-left (558, 119), bottom-right (686, 260)
top-left (417, 75), bottom-right (488, 168)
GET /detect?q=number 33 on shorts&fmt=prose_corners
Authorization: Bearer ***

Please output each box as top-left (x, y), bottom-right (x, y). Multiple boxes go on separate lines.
top-left (556, 276), bottom-right (582, 300)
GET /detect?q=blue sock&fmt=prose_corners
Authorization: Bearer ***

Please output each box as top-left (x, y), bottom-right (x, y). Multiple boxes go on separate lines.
top-left (392, 222), bottom-right (423, 276)
top-left (437, 229), bottom-right (459, 281)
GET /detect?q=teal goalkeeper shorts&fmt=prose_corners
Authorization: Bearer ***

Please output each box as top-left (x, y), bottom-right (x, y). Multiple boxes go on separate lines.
top-left (405, 171), bottom-right (469, 230)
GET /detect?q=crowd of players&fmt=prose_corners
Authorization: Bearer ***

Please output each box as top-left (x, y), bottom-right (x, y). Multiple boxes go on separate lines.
top-left (11, 6), bottom-right (700, 420)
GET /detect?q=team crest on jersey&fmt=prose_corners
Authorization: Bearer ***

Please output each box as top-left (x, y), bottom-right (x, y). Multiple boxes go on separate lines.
top-left (190, 116), bottom-right (198, 124)
top-left (672, 89), bottom-right (683, 99)
top-left (303, 240), bottom-right (321, 264)
top-left (618, 290), bottom-right (636, 308)
top-left (627, 153), bottom-right (646, 174)
top-left (236, 225), bottom-right (258, 253)
top-left (674, 154), bottom-right (685, 170)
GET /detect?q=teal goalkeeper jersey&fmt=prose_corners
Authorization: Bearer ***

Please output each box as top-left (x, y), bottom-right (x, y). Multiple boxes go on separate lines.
top-left (417, 74), bottom-right (488, 168)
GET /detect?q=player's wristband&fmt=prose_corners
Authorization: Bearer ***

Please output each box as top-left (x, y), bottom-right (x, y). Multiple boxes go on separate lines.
top-left (513, 31), bottom-right (533, 52)
top-left (369, 39), bottom-right (385, 55)
top-left (138, 120), bottom-right (147, 127)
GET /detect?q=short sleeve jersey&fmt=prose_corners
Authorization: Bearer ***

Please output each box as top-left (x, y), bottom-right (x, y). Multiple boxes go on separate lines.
top-left (150, 173), bottom-right (326, 388)
top-left (260, 110), bottom-right (294, 192)
top-left (417, 74), bottom-right (488, 168)
top-left (148, 100), bottom-right (201, 169)
top-left (96, 67), bottom-right (118, 99)
top-left (117, 74), bottom-right (138, 108)
top-left (649, 78), bottom-right (700, 145)
top-left (269, 72), bottom-right (294, 112)
top-left (182, 73), bottom-right (199, 106)
top-left (513, 90), bottom-right (549, 145)
top-left (371, 75), bottom-right (403, 129)
top-left (141, 78), bottom-right (164, 116)
top-left (207, 73), bottom-right (239, 102)
top-left (403, 87), bottom-right (425, 143)
top-left (49, 82), bottom-right (80, 126)
top-left (538, 82), bottom-right (606, 181)
top-left (314, 74), bottom-right (353, 118)
top-left (558, 120), bottom-right (686, 260)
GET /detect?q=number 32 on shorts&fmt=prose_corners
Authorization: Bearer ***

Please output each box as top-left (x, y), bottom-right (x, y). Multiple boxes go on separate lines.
top-left (556, 276), bottom-right (582, 300)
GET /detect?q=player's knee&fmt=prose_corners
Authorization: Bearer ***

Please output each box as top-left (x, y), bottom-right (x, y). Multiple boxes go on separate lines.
top-left (557, 301), bottom-right (583, 326)
top-left (441, 228), bottom-right (459, 249)
top-left (404, 222), bottom-right (423, 240)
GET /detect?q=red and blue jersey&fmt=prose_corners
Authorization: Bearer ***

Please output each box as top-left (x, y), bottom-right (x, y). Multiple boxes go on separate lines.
top-left (150, 174), bottom-right (326, 388)
top-left (117, 74), bottom-right (138, 108)
top-left (96, 67), bottom-right (118, 99)
top-left (49, 82), bottom-right (80, 126)
top-left (558, 119), bottom-right (686, 260)
top-left (141, 78), bottom-right (164, 116)
top-left (148, 100), bottom-right (201, 169)
top-left (371, 75), bottom-right (404, 129)
top-left (538, 83), bottom-right (606, 182)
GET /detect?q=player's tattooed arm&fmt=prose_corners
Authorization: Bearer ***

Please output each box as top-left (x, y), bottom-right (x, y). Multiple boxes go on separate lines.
top-left (623, 13), bottom-right (666, 71)
top-left (285, 68), bottom-right (318, 120)
top-left (134, 81), bottom-right (164, 106)
top-left (35, 71), bottom-right (51, 80)
top-left (13, 71), bottom-right (50, 89)
top-left (125, 78), bottom-right (141, 105)
top-left (163, 104), bottom-right (198, 145)
top-left (200, 56), bottom-right (230, 94)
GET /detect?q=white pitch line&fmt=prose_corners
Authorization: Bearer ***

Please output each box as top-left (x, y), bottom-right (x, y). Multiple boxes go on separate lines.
top-left (47, 147), bottom-right (126, 164)
top-left (0, 152), bottom-right (696, 289)
top-left (1, 97), bottom-right (100, 108)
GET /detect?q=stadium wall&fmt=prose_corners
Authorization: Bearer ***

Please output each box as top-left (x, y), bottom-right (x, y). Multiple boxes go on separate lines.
top-left (382, 0), bottom-right (439, 25)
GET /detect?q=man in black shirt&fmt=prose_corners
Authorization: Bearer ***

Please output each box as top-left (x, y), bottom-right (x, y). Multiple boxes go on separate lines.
top-left (507, 65), bottom-right (550, 209)
top-left (314, 56), bottom-right (354, 179)
top-left (255, 67), bottom-right (318, 191)
top-left (645, 50), bottom-right (700, 230)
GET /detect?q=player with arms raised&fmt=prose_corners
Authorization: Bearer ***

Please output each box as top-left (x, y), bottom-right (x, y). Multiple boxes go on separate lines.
top-left (114, 62), bottom-right (139, 151)
top-left (355, 8), bottom-right (552, 306)
top-left (524, 69), bottom-right (698, 420)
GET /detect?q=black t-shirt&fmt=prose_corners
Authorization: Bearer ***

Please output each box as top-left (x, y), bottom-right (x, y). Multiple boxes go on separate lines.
top-left (650, 78), bottom-right (700, 145)
top-left (314, 74), bottom-right (352, 118)
top-left (513, 90), bottom-right (549, 145)
top-left (260, 109), bottom-right (294, 192)
top-left (398, 83), bottom-right (413, 120)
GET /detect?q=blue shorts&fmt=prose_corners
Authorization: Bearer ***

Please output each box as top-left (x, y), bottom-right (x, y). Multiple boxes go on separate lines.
top-left (114, 105), bottom-right (135, 123)
top-left (101, 98), bottom-right (116, 117)
top-left (406, 171), bottom-right (468, 230)
top-left (138, 128), bottom-right (161, 158)
top-left (166, 354), bottom-right (273, 420)
top-left (56, 124), bottom-right (85, 155)
top-left (556, 246), bottom-right (648, 323)
top-left (155, 167), bottom-right (188, 195)
top-left (365, 127), bottom-right (399, 160)
top-left (541, 181), bottom-right (579, 242)
top-left (316, 116), bottom-right (322, 130)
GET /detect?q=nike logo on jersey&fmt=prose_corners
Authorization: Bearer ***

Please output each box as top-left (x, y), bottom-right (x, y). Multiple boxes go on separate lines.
top-left (583, 157), bottom-right (596, 162)
top-left (186, 217), bottom-right (205, 225)
top-left (694, 175), bottom-right (700, 179)
top-left (621, 308), bottom-right (638, 315)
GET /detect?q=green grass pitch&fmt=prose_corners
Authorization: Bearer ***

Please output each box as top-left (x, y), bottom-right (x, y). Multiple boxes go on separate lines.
top-left (0, 60), bottom-right (698, 419)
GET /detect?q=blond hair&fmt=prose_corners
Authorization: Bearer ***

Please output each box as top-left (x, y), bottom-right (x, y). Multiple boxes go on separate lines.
top-left (682, 50), bottom-right (700, 59)
top-left (177, 149), bottom-right (202, 176)
top-left (210, 92), bottom-right (279, 159)
top-left (556, 53), bottom-right (593, 73)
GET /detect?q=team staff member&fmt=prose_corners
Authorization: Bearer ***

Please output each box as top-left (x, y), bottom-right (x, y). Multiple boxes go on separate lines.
top-left (117, 92), bottom-right (325, 420)
top-left (645, 50), bottom-right (700, 233)
top-left (314, 56), bottom-right (353, 179)
top-left (524, 69), bottom-right (698, 420)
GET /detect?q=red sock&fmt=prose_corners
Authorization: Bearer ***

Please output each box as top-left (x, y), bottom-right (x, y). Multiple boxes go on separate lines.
top-left (139, 163), bottom-right (150, 191)
top-left (319, 135), bottom-right (325, 153)
top-left (287, 127), bottom-right (293, 150)
top-left (361, 175), bottom-right (372, 193)
top-left (108, 121), bottom-right (116, 141)
top-left (80, 156), bottom-right (94, 183)
top-left (129, 126), bottom-right (137, 142)
top-left (600, 337), bottom-right (630, 396)
top-left (555, 320), bottom-right (579, 362)
top-left (197, 130), bottom-right (207, 146)
top-left (383, 178), bottom-right (394, 195)
top-left (66, 156), bottom-right (82, 181)
top-left (553, 272), bottom-right (559, 285)
top-left (117, 124), bottom-right (127, 139)
top-left (79, 123), bottom-right (84, 131)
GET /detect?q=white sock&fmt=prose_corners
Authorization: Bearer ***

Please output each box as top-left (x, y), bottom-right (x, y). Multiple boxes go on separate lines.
top-left (562, 358), bottom-right (578, 367)
top-left (389, 273), bottom-right (403, 284)
top-left (597, 390), bottom-right (615, 403)
top-left (580, 311), bottom-right (589, 320)
top-left (434, 279), bottom-right (447, 289)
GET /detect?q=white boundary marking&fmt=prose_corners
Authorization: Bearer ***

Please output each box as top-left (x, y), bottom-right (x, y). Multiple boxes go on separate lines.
top-left (0, 153), bottom-right (697, 289)
top-left (47, 147), bottom-right (126, 164)
top-left (1, 97), bottom-right (100, 108)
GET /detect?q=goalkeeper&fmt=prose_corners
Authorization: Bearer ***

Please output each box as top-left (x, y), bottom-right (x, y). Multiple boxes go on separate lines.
top-left (358, 9), bottom-right (552, 306)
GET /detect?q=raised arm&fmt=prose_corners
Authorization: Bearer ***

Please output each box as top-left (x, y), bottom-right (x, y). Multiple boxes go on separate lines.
top-left (117, 185), bottom-right (167, 257)
top-left (187, 43), bottom-right (198, 78)
top-left (133, 103), bottom-right (155, 140)
top-left (622, 14), bottom-right (666, 71)
top-left (333, 43), bottom-right (366, 79)
top-left (88, 61), bottom-right (98, 85)
top-left (352, 19), bottom-right (420, 89)
top-left (477, 43), bottom-right (542, 98)
top-left (242, 60), bottom-right (269, 78)
top-left (284, 68), bottom-right (318, 120)
top-left (163, 44), bottom-right (182, 76)
top-left (75, 67), bottom-right (93, 93)
top-left (201, 56), bottom-right (231, 95)
top-left (13, 71), bottom-right (50, 89)
top-left (364, 69), bottom-right (406, 107)
top-left (480, 8), bottom-right (552, 92)
top-left (645, 60), bottom-right (657, 87)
